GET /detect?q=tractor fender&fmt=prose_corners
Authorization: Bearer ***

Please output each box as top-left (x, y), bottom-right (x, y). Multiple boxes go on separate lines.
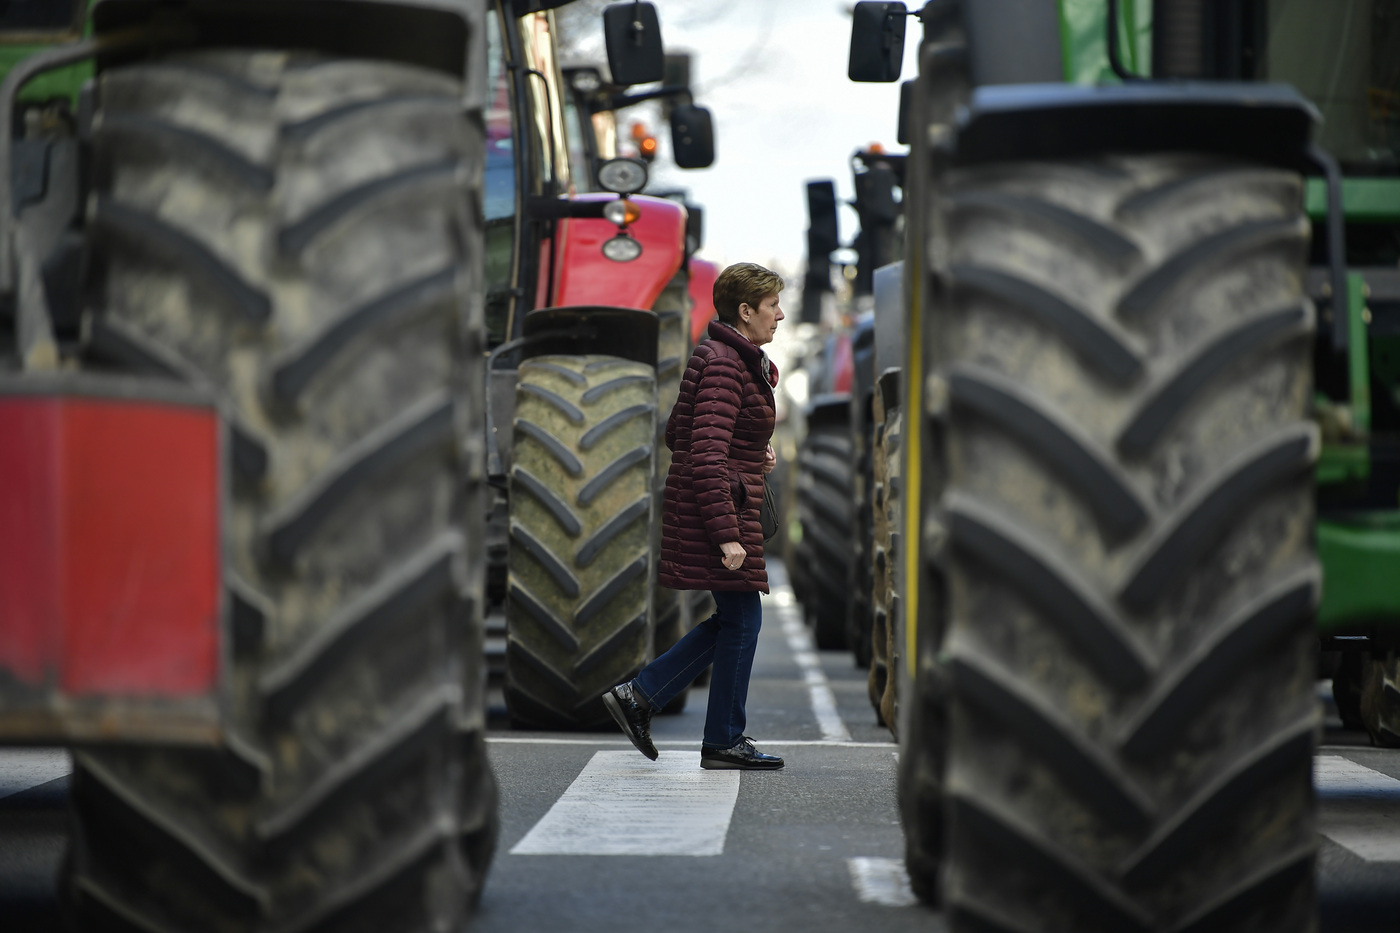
top-left (521, 306), bottom-right (659, 370)
top-left (0, 372), bottom-right (224, 745)
top-left (872, 260), bottom-right (904, 378)
top-left (552, 193), bottom-right (686, 311)
top-left (952, 82), bottom-right (1317, 171)
top-left (92, 0), bottom-right (484, 88)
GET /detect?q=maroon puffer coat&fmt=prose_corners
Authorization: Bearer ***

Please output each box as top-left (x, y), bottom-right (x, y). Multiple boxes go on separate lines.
top-left (658, 320), bottom-right (778, 593)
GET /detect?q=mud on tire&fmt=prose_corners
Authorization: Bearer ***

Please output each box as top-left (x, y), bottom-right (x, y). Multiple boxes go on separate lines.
top-left (1330, 649), bottom-right (1365, 731)
top-left (505, 355), bottom-right (656, 729)
top-left (1361, 651), bottom-right (1400, 747)
top-left (895, 0), bottom-right (965, 899)
top-left (69, 50), bottom-right (497, 932)
top-left (869, 375), bottom-right (903, 730)
top-left (849, 392), bottom-right (877, 669)
top-left (927, 154), bottom-right (1319, 930)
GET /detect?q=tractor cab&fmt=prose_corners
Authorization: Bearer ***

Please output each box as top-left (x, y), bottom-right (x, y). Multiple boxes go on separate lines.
top-left (482, 1), bottom-right (721, 729)
top-left (483, 0), bottom-right (715, 349)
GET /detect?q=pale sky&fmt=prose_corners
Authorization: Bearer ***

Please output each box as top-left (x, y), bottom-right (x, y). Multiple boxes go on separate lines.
top-left (561, 0), bottom-right (921, 279)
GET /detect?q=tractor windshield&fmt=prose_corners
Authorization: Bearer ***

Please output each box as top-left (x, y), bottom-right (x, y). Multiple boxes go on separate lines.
top-left (483, 8), bottom-right (579, 344)
top-left (562, 90), bottom-right (595, 191)
top-left (1264, 0), bottom-right (1399, 173)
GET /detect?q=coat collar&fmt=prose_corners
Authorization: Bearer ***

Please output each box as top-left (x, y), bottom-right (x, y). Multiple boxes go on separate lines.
top-left (708, 319), bottom-right (779, 387)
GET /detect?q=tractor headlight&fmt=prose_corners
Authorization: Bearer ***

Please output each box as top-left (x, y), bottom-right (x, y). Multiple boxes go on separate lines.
top-left (597, 157), bottom-right (648, 195)
top-left (570, 68), bottom-right (602, 93)
top-left (601, 233), bottom-right (643, 262)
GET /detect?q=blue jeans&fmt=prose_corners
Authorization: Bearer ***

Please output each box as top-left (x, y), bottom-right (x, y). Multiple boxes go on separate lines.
top-left (632, 589), bottom-right (762, 750)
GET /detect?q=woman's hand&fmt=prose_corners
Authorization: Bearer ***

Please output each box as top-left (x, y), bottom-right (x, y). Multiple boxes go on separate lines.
top-left (720, 540), bottom-right (746, 571)
top-left (763, 444), bottom-right (776, 475)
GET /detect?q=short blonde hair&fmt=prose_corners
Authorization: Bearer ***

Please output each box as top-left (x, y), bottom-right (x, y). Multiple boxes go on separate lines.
top-left (713, 262), bottom-right (783, 325)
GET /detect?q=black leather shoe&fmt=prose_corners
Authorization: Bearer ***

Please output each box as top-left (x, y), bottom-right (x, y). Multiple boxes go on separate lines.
top-left (602, 683), bottom-right (658, 760)
top-left (700, 737), bottom-right (784, 770)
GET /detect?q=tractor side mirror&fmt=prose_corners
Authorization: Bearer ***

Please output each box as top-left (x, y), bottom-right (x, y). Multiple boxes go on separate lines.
top-left (848, 1), bottom-right (907, 82)
top-left (669, 103), bottom-right (714, 169)
top-left (897, 80), bottom-right (913, 145)
top-left (855, 164), bottom-right (898, 226)
top-left (806, 180), bottom-right (840, 258)
top-left (604, 2), bottom-right (665, 86)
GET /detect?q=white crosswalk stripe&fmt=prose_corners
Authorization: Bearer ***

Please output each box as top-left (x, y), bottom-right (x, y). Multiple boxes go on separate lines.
top-left (0, 749), bottom-right (69, 802)
top-left (510, 750), bottom-right (741, 856)
top-left (1316, 754), bottom-right (1400, 862)
top-left (771, 588), bottom-right (851, 742)
top-left (5, 745), bottom-right (1399, 879)
top-left (847, 857), bottom-right (918, 906)
top-left (489, 737), bottom-right (895, 747)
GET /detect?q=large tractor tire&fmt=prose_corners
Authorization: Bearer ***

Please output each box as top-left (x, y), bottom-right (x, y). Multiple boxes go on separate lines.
top-left (869, 392), bottom-right (892, 719)
top-left (848, 393), bottom-right (877, 669)
top-left (795, 402), bottom-right (854, 650)
top-left (894, 368), bottom-right (942, 903)
top-left (882, 401), bottom-right (905, 733)
top-left (923, 154), bottom-right (1318, 930)
top-left (651, 592), bottom-right (689, 715)
top-left (1361, 651), bottom-right (1400, 747)
top-left (1331, 649), bottom-right (1366, 730)
top-left (869, 375), bottom-right (903, 730)
top-left (686, 590), bottom-right (716, 687)
top-left (897, 505), bottom-right (944, 906)
top-left (69, 50), bottom-right (496, 932)
top-left (505, 355), bottom-right (656, 729)
top-left (895, 4), bottom-right (966, 897)
top-left (652, 274), bottom-right (691, 713)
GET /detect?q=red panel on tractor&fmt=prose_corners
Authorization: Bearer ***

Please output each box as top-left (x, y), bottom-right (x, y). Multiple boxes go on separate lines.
top-left (552, 193), bottom-right (687, 311)
top-left (831, 332), bottom-right (855, 394)
top-left (0, 393), bottom-right (220, 704)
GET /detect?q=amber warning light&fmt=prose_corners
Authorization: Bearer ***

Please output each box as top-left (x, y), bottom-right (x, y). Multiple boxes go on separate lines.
top-left (631, 121), bottom-right (658, 163)
top-left (603, 198), bottom-right (642, 227)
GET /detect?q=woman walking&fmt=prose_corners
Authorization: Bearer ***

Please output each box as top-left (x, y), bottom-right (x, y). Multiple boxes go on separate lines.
top-left (603, 262), bottom-right (786, 770)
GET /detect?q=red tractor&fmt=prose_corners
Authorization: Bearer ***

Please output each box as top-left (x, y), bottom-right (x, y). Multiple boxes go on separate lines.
top-left (478, 3), bottom-right (716, 729)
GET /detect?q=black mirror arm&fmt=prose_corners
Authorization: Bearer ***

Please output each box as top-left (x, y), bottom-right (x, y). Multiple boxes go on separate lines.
top-left (1306, 143), bottom-right (1351, 354)
top-left (526, 197), bottom-right (611, 221)
top-left (608, 84), bottom-right (692, 111)
top-left (488, 324), bottom-right (600, 371)
top-left (519, 67), bottom-right (561, 199)
top-left (519, 66), bottom-right (563, 303)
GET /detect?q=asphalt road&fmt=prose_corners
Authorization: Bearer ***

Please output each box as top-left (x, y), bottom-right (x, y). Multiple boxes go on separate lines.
top-left (4, 562), bottom-right (1400, 932)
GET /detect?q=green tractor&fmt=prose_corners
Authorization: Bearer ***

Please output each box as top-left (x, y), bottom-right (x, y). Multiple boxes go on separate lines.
top-left (850, 0), bottom-right (1397, 928)
top-left (0, 1), bottom-right (506, 928)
